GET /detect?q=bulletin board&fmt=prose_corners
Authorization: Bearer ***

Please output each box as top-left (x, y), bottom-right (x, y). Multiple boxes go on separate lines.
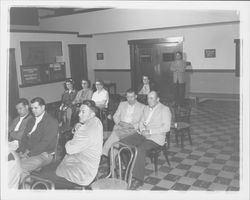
top-left (20, 62), bottom-right (66, 87)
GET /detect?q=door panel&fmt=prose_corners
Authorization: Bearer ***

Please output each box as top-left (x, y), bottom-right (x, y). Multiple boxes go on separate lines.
top-left (68, 44), bottom-right (88, 90)
top-left (130, 39), bottom-right (183, 102)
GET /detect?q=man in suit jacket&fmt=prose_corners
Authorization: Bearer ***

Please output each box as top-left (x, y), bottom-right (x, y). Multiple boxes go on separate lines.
top-left (9, 98), bottom-right (32, 141)
top-left (120, 91), bottom-right (172, 188)
top-left (103, 89), bottom-right (145, 156)
top-left (17, 97), bottom-right (59, 179)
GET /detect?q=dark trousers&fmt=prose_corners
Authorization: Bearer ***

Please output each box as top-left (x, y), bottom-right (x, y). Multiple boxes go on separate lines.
top-left (120, 134), bottom-right (159, 182)
top-left (174, 82), bottom-right (185, 105)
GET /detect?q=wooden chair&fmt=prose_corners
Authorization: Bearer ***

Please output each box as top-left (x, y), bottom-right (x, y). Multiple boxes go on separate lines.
top-left (146, 132), bottom-right (171, 175)
top-left (91, 142), bottom-right (138, 190)
top-left (173, 99), bottom-right (192, 148)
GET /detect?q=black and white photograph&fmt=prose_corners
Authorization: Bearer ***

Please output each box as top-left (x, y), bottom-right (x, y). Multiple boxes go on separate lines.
top-left (0, 1), bottom-right (249, 200)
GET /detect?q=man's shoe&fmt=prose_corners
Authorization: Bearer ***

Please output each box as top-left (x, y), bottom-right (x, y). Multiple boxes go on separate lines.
top-left (130, 178), bottom-right (143, 190)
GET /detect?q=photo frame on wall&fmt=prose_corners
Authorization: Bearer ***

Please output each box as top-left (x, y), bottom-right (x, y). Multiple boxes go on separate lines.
top-left (96, 53), bottom-right (104, 60)
top-left (204, 49), bottom-right (216, 58)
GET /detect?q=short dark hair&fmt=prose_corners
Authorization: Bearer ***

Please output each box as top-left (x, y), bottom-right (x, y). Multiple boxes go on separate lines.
top-left (126, 89), bottom-right (136, 95)
top-left (82, 79), bottom-right (91, 88)
top-left (16, 98), bottom-right (29, 106)
top-left (95, 80), bottom-right (104, 86)
top-left (30, 97), bottom-right (46, 106)
top-left (149, 90), bottom-right (160, 98)
top-left (175, 51), bottom-right (183, 59)
top-left (81, 100), bottom-right (98, 115)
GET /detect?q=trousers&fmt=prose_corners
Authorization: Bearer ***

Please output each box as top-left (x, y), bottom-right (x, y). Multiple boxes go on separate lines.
top-left (174, 82), bottom-right (185, 105)
top-left (120, 133), bottom-right (158, 181)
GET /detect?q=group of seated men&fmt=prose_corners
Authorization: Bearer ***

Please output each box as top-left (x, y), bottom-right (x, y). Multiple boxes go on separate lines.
top-left (8, 75), bottom-right (172, 189)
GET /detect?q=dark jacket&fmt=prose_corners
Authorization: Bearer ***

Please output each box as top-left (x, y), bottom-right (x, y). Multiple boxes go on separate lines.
top-left (9, 113), bottom-right (32, 141)
top-left (137, 83), bottom-right (155, 94)
top-left (18, 112), bottom-right (59, 157)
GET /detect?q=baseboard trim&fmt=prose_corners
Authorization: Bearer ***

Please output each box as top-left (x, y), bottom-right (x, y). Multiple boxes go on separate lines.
top-left (188, 92), bottom-right (239, 103)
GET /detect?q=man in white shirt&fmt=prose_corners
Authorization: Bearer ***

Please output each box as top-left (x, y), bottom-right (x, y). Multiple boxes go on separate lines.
top-left (17, 97), bottom-right (59, 180)
top-left (120, 91), bottom-right (172, 188)
top-left (103, 89), bottom-right (145, 156)
top-left (9, 98), bottom-right (32, 141)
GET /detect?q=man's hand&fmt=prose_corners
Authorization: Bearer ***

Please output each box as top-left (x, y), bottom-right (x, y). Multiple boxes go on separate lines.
top-left (19, 150), bottom-right (30, 159)
top-left (140, 130), bottom-right (150, 136)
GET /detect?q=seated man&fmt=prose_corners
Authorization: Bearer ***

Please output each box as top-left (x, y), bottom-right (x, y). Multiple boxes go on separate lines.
top-left (137, 75), bottom-right (154, 104)
top-left (120, 91), bottom-right (171, 188)
top-left (33, 100), bottom-right (103, 188)
top-left (17, 97), bottom-right (59, 180)
top-left (9, 98), bottom-right (32, 142)
top-left (102, 89), bottom-right (145, 157)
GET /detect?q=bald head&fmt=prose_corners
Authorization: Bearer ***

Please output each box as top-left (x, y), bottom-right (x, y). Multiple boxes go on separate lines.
top-left (147, 91), bottom-right (159, 108)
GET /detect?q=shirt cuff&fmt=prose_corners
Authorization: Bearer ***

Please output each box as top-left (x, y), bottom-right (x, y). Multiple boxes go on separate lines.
top-left (149, 130), bottom-right (152, 135)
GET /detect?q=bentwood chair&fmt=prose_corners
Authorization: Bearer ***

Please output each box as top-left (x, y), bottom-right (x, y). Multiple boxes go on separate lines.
top-left (146, 132), bottom-right (171, 175)
top-left (172, 99), bottom-right (193, 148)
top-left (91, 142), bottom-right (138, 190)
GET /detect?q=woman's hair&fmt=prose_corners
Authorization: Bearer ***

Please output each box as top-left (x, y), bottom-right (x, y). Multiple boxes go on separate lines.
top-left (95, 80), bottom-right (104, 86)
top-left (175, 51), bottom-right (183, 59)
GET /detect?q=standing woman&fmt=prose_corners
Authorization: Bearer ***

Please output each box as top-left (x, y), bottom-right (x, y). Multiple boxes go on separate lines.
top-left (170, 52), bottom-right (187, 105)
top-left (58, 79), bottom-right (77, 128)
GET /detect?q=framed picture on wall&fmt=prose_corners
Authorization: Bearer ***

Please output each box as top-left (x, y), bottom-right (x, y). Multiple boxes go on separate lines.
top-left (96, 53), bottom-right (104, 60)
top-left (204, 49), bottom-right (216, 58)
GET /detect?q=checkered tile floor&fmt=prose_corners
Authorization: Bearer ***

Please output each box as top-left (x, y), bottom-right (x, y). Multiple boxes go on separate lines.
top-left (99, 100), bottom-right (240, 191)
top-left (139, 100), bottom-right (240, 190)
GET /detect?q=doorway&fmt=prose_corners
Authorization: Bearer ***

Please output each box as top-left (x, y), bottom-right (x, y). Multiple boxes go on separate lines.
top-left (68, 44), bottom-right (88, 90)
top-left (129, 38), bottom-right (183, 102)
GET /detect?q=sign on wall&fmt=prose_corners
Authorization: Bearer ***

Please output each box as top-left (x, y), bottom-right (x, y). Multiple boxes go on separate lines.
top-left (204, 49), bottom-right (216, 58)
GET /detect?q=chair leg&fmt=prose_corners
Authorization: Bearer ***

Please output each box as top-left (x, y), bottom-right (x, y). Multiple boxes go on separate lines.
top-left (163, 149), bottom-right (171, 167)
top-left (175, 131), bottom-right (179, 146)
top-left (187, 128), bottom-right (192, 145)
top-left (180, 132), bottom-right (184, 148)
top-left (153, 154), bottom-right (158, 175)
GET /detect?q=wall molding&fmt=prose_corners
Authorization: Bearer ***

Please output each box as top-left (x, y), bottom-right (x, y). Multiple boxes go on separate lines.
top-left (186, 69), bottom-right (235, 73)
top-left (94, 69), bottom-right (131, 72)
top-left (9, 29), bottom-right (93, 38)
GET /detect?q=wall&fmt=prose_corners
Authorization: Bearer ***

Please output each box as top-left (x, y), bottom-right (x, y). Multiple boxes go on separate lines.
top-left (91, 23), bottom-right (240, 95)
top-left (10, 32), bottom-right (94, 103)
top-left (40, 9), bottom-right (239, 35)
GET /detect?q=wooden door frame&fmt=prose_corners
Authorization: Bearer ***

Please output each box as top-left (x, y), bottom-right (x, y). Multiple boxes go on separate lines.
top-left (128, 37), bottom-right (184, 91)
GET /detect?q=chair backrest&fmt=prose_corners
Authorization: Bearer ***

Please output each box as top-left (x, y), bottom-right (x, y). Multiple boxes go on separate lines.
top-left (174, 99), bottom-right (192, 123)
top-left (109, 142), bottom-right (137, 189)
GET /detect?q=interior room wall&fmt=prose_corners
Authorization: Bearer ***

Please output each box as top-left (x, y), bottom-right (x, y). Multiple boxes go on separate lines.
top-left (92, 23), bottom-right (240, 95)
top-left (9, 32), bottom-right (94, 103)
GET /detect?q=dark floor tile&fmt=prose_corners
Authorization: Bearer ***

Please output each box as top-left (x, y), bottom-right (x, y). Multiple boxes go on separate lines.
top-left (195, 161), bottom-right (210, 168)
top-left (176, 164), bottom-right (192, 170)
top-left (214, 176), bottom-right (232, 185)
top-left (171, 183), bottom-right (190, 190)
top-left (230, 155), bottom-right (240, 161)
top-left (203, 168), bottom-right (220, 176)
top-left (234, 173), bottom-right (240, 180)
top-left (144, 177), bottom-right (161, 185)
top-left (222, 165), bottom-right (239, 173)
top-left (220, 150), bottom-right (233, 155)
top-left (180, 149), bottom-right (193, 154)
top-left (158, 166), bottom-right (172, 173)
top-left (193, 180), bottom-right (212, 189)
top-left (151, 186), bottom-right (168, 190)
top-left (164, 174), bottom-right (181, 182)
top-left (187, 155), bottom-right (201, 160)
top-left (145, 169), bottom-right (154, 176)
top-left (212, 145), bottom-right (224, 150)
top-left (213, 158), bottom-right (227, 164)
top-left (195, 147), bottom-right (208, 152)
top-left (184, 171), bottom-right (201, 179)
top-left (170, 156), bottom-right (184, 163)
top-left (203, 152), bottom-right (216, 158)
top-left (226, 186), bottom-right (240, 191)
